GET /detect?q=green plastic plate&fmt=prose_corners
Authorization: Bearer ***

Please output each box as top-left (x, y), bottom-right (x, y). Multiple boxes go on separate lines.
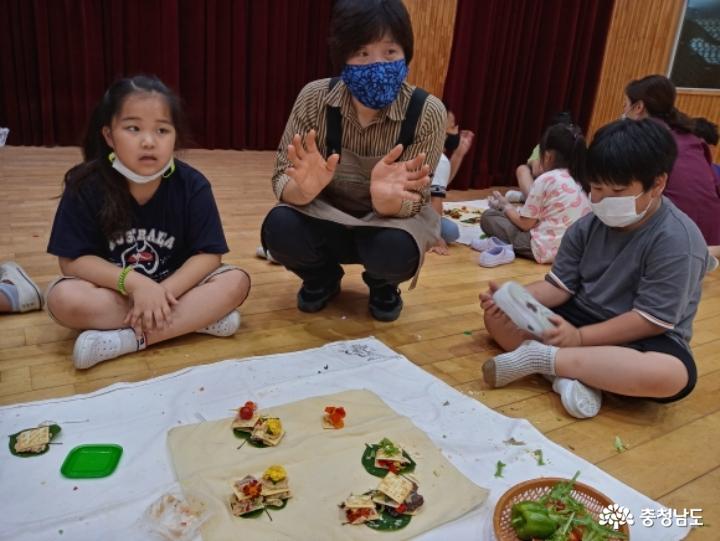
top-left (60, 444), bottom-right (123, 478)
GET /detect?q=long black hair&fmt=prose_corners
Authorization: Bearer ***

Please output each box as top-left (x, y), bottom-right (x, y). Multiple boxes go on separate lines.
top-left (64, 75), bottom-right (189, 238)
top-left (539, 123), bottom-right (587, 189)
top-left (625, 75), bottom-right (718, 145)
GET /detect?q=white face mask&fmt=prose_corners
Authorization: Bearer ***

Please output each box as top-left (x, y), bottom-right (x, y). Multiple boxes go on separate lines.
top-left (110, 153), bottom-right (174, 184)
top-left (590, 192), bottom-right (652, 228)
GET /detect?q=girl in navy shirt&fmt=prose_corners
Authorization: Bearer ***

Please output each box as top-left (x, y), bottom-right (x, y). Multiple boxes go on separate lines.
top-left (47, 75), bottom-right (250, 369)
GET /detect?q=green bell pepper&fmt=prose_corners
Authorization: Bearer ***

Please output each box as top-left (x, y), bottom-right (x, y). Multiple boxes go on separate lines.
top-left (510, 501), bottom-right (559, 540)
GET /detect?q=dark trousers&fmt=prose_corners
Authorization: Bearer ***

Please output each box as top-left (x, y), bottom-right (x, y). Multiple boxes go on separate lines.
top-left (480, 209), bottom-right (534, 259)
top-left (261, 206), bottom-right (420, 289)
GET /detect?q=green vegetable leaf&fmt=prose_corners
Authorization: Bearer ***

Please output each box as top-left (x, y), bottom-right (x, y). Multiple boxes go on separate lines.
top-left (365, 508), bottom-right (412, 531)
top-left (238, 507), bottom-right (265, 519)
top-left (494, 460), bottom-right (506, 478)
top-left (533, 449), bottom-right (546, 466)
top-left (614, 435), bottom-right (628, 453)
top-left (361, 444), bottom-right (416, 477)
top-left (378, 437), bottom-right (399, 456)
top-left (9, 424), bottom-right (61, 458)
top-left (233, 428), bottom-right (268, 448)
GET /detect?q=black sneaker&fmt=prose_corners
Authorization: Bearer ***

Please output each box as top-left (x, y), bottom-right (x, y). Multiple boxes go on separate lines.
top-left (297, 280), bottom-right (341, 313)
top-left (368, 284), bottom-right (403, 322)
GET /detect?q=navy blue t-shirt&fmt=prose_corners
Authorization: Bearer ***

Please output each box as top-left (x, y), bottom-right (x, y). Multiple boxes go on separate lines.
top-left (47, 160), bottom-right (229, 282)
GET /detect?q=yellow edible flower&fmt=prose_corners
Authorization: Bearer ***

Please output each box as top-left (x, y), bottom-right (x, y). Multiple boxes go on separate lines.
top-left (263, 465), bottom-right (287, 483)
top-left (266, 418), bottom-right (282, 436)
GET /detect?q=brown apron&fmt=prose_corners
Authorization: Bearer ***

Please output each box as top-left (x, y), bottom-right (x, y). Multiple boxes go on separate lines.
top-left (279, 147), bottom-right (440, 289)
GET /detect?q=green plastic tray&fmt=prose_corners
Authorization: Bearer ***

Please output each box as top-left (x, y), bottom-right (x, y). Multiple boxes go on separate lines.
top-left (60, 444), bottom-right (123, 478)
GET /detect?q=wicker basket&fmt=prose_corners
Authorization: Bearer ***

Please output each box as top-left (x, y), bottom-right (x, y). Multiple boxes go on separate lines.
top-left (493, 477), bottom-right (630, 540)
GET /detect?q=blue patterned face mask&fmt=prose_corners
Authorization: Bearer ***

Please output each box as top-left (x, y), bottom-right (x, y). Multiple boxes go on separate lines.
top-left (341, 59), bottom-right (408, 110)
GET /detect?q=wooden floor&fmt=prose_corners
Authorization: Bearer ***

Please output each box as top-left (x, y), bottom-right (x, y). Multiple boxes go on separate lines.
top-left (1, 146), bottom-right (718, 538)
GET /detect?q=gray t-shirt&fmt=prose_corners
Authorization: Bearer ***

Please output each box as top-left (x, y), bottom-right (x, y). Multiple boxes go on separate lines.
top-left (547, 197), bottom-right (707, 351)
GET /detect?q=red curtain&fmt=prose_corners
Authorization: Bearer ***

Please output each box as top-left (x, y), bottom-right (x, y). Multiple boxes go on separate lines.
top-left (0, 0), bottom-right (333, 149)
top-left (443, 0), bottom-right (615, 189)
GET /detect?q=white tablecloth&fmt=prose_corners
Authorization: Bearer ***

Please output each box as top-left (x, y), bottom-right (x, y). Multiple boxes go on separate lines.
top-left (0, 337), bottom-right (690, 540)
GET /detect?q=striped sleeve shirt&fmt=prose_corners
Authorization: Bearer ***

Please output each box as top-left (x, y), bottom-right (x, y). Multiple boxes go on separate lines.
top-left (272, 78), bottom-right (447, 217)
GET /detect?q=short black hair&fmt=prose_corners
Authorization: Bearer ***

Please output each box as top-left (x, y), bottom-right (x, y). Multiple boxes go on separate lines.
top-left (587, 119), bottom-right (678, 191)
top-left (328, 0), bottom-right (414, 71)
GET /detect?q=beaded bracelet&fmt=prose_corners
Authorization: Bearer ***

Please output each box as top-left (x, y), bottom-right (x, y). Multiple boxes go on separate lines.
top-left (117, 266), bottom-right (133, 296)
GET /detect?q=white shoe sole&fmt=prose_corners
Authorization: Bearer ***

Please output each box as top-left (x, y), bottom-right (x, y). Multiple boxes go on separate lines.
top-left (493, 281), bottom-right (555, 336)
top-left (555, 378), bottom-right (602, 419)
top-left (470, 237), bottom-right (508, 253)
top-left (1, 262), bottom-right (42, 312)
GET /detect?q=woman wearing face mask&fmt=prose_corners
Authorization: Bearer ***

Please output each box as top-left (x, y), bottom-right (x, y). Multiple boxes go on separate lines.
top-left (261, 0), bottom-right (446, 322)
top-left (623, 74), bottom-right (720, 265)
top-left (479, 119), bottom-right (708, 419)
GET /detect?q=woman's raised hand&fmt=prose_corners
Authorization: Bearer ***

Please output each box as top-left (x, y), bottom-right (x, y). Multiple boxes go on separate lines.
top-left (286, 130), bottom-right (340, 204)
top-left (370, 145), bottom-right (430, 213)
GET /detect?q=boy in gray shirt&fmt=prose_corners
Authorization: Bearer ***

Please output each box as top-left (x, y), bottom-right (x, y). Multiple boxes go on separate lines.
top-left (480, 119), bottom-right (707, 418)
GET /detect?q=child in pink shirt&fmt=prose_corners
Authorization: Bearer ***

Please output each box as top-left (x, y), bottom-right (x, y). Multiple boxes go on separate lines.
top-left (478, 124), bottom-right (591, 265)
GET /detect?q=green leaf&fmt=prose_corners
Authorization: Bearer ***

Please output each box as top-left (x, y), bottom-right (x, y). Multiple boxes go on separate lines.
top-left (361, 444), bottom-right (416, 477)
top-left (238, 507), bottom-right (265, 519)
top-left (9, 424), bottom-right (61, 458)
top-left (365, 508), bottom-right (412, 531)
top-left (494, 460), bottom-right (506, 478)
top-left (233, 428), bottom-right (268, 448)
top-left (614, 435), bottom-right (628, 453)
top-left (533, 449), bottom-right (546, 466)
top-left (378, 438), bottom-right (399, 455)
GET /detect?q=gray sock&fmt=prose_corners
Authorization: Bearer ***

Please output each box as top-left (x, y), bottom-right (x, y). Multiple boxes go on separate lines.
top-left (484, 340), bottom-right (558, 387)
top-left (0, 283), bottom-right (19, 311)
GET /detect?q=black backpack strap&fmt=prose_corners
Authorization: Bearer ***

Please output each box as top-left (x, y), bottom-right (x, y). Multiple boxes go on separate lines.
top-left (396, 86), bottom-right (429, 149)
top-left (325, 77), bottom-right (343, 158)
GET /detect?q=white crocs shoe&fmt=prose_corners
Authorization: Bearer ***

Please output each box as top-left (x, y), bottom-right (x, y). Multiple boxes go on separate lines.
top-left (478, 245), bottom-right (515, 267)
top-left (553, 377), bottom-right (602, 419)
top-left (73, 329), bottom-right (144, 370)
top-left (470, 236), bottom-right (509, 253)
top-left (505, 189), bottom-right (526, 203)
top-left (0, 261), bottom-right (42, 312)
top-left (492, 281), bottom-right (556, 337)
top-left (198, 310), bottom-right (241, 337)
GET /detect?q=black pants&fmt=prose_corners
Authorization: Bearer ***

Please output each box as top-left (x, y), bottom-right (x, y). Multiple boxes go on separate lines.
top-left (261, 206), bottom-right (420, 289)
top-left (554, 299), bottom-right (697, 402)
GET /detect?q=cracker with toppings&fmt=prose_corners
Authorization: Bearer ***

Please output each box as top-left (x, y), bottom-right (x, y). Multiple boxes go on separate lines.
top-left (377, 471), bottom-right (414, 505)
top-left (340, 493), bottom-right (381, 525)
top-left (14, 426), bottom-right (51, 454)
top-left (251, 417), bottom-right (284, 446)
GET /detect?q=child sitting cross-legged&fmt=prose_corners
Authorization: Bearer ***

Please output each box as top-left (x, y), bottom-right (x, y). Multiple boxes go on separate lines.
top-left (46, 75), bottom-right (251, 369)
top-left (476, 123), bottom-right (591, 267)
top-left (479, 119), bottom-right (708, 418)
